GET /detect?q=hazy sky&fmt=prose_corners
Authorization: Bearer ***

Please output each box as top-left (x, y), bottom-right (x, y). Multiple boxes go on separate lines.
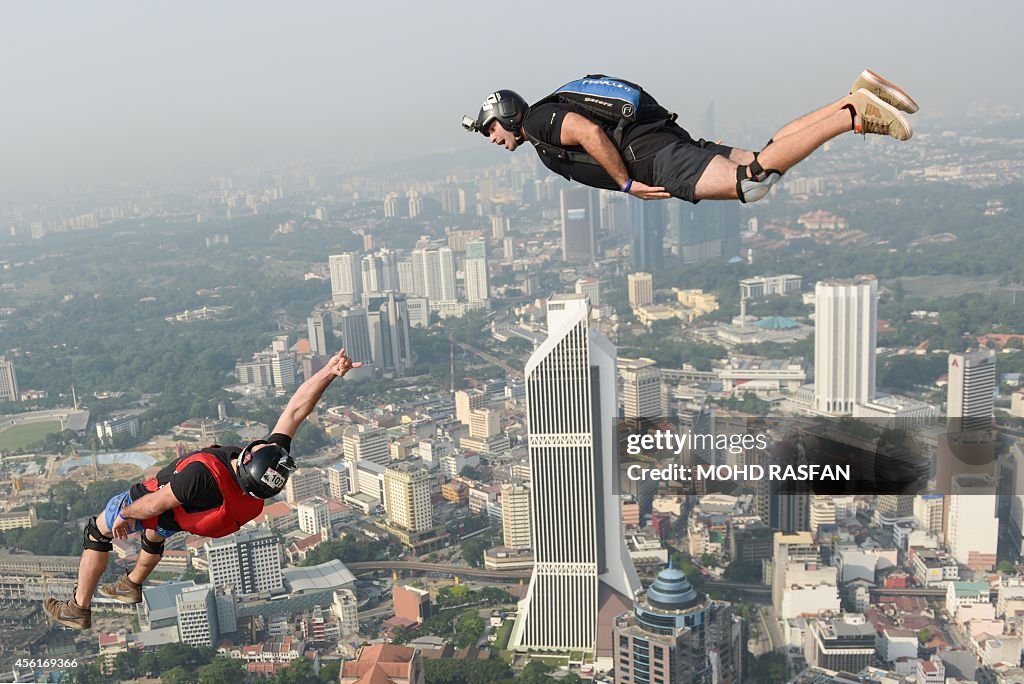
top-left (2, 1), bottom-right (1021, 194)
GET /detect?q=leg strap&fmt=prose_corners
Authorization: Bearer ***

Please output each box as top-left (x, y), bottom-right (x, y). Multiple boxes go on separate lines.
top-left (140, 533), bottom-right (165, 557)
top-left (83, 517), bottom-right (113, 553)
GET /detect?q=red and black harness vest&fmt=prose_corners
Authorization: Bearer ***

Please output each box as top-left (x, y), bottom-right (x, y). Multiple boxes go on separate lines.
top-left (139, 451), bottom-right (265, 537)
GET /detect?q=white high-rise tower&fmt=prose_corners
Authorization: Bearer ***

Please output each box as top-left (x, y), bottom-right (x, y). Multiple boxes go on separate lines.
top-left (509, 294), bottom-right (641, 655)
top-left (464, 238), bottom-right (490, 307)
top-left (329, 253), bottom-right (361, 305)
top-left (813, 276), bottom-right (877, 415)
top-left (947, 349), bottom-right (996, 432)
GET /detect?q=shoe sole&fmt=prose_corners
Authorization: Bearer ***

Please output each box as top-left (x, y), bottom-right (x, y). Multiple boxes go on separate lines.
top-left (853, 89), bottom-right (913, 141)
top-left (859, 69), bottom-right (918, 114)
top-left (98, 587), bottom-right (142, 604)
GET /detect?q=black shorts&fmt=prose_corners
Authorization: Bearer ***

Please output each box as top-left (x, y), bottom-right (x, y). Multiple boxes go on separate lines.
top-left (648, 136), bottom-right (732, 203)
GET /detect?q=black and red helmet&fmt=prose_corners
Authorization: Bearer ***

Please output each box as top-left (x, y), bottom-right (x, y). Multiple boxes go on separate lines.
top-left (237, 440), bottom-right (296, 499)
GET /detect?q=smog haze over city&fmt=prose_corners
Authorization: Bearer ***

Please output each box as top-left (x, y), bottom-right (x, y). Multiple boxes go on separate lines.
top-left (1, 1), bottom-right (1022, 196)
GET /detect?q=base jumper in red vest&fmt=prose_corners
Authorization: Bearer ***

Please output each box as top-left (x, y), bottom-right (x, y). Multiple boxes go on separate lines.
top-left (43, 349), bottom-right (361, 630)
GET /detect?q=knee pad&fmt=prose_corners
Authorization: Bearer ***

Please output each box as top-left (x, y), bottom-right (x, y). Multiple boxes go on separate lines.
top-left (140, 534), bottom-right (165, 557)
top-left (736, 157), bottom-right (782, 204)
top-left (83, 517), bottom-right (113, 553)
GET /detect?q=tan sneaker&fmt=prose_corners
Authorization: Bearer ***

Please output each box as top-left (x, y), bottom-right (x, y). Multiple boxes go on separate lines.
top-left (98, 570), bottom-right (143, 604)
top-left (846, 89), bottom-right (913, 141)
top-left (851, 69), bottom-right (918, 114)
top-left (44, 591), bottom-right (92, 630)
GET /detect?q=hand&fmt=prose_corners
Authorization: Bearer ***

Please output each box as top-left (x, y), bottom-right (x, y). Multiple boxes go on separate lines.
top-left (110, 513), bottom-right (134, 540)
top-left (326, 348), bottom-right (363, 378)
top-left (628, 181), bottom-right (671, 201)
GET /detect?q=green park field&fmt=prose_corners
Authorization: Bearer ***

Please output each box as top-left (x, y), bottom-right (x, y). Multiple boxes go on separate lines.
top-left (0, 420), bottom-right (63, 452)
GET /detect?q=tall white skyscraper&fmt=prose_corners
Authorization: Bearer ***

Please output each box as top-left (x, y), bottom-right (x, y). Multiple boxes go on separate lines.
top-left (329, 253), bottom-right (361, 305)
top-left (509, 294), bottom-right (641, 655)
top-left (947, 349), bottom-right (996, 432)
top-left (464, 238), bottom-right (490, 306)
top-left (813, 276), bottom-right (878, 415)
top-left (361, 254), bottom-right (383, 293)
top-left (205, 528), bottom-right (283, 597)
top-left (0, 357), bottom-right (18, 402)
top-left (412, 247), bottom-right (457, 305)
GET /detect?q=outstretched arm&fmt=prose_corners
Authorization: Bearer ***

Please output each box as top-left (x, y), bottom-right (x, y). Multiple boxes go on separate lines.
top-left (559, 112), bottom-right (670, 200)
top-left (272, 349), bottom-right (362, 438)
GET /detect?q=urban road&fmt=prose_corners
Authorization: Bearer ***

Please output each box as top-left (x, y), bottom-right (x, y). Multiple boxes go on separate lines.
top-left (346, 562), bottom-right (796, 599)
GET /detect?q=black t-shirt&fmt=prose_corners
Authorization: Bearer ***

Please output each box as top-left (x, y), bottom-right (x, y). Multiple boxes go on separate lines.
top-left (523, 102), bottom-right (621, 190)
top-left (128, 433), bottom-right (292, 532)
top-left (522, 101), bottom-right (688, 190)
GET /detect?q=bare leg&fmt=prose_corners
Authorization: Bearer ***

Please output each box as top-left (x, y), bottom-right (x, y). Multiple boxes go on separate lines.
top-left (770, 97), bottom-right (848, 140)
top-left (74, 514), bottom-right (113, 608)
top-left (127, 529), bottom-right (166, 585)
top-left (694, 108), bottom-right (852, 201)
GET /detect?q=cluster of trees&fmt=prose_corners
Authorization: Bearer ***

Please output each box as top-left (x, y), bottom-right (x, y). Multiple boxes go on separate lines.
top-left (433, 584), bottom-right (514, 609)
top-left (299, 533), bottom-right (390, 566)
top-left (424, 658), bottom-right (580, 684)
top-left (460, 527), bottom-right (499, 568)
top-left (392, 607), bottom-right (485, 649)
top-left (71, 642), bottom-right (341, 684)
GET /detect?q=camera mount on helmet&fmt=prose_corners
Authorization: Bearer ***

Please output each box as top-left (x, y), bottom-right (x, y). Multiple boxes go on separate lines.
top-left (462, 90), bottom-right (528, 138)
top-left (236, 440), bottom-right (296, 499)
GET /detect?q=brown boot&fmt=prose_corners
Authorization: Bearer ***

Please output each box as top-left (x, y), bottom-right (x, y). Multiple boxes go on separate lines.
top-left (98, 570), bottom-right (143, 604)
top-left (43, 590), bottom-right (92, 630)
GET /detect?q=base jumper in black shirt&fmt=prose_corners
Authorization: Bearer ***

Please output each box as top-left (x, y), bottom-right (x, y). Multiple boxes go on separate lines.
top-left (462, 70), bottom-right (917, 204)
top-left (44, 349), bottom-right (362, 630)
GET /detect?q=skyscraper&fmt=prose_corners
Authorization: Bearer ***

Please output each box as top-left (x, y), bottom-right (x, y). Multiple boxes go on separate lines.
top-left (464, 238), bottom-right (490, 307)
top-left (509, 294), bottom-right (641, 655)
top-left (0, 357), bottom-right (18, 402)
top-left (613, 566), bottom-right (743, 684)
top-left (412, 247), bottom-right (457, 305)
top-left (338, 306), bottom-right (373, 369)
top-left (630, 199), bottom-right (665, 272)
top-left (947, 349), bottom-right (996, 432)
top-left (628, 272), bottom-right (654, 308)
top-left (329, 253), bottom-right (361, 306)
top-left (620, 358), bottom-right (661, 418)
top-left (306, 312), bottom-right (332, 357)
top-left (668, 201), bottom-right (740, 264)
top-left (501, 483), bottom-right (532, 551)
top-left (560, 187), bottom-right (597, 263)
top-left (366, 292), bottom-right (413, 376)
top-left (813, 276), bottom-right (878, 415)
top-left (383, 463), bottom-right (434, 534)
